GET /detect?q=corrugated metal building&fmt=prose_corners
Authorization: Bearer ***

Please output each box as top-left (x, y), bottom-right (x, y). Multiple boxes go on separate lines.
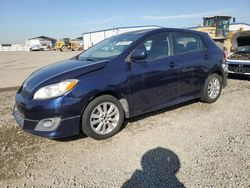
top-left (82, 25), bottom-right (161, 50)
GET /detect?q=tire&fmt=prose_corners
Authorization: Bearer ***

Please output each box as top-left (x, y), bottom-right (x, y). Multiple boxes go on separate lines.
top-left (82, 95), bottom-right (124, 140)
top-left (61, 45), bottom-right (67, 52)
top-left (201, 73), bottom-right (222, 103)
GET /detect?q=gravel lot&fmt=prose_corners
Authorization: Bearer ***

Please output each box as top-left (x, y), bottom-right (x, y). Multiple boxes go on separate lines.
top-left (0, 51), bottom-right (80, 88)
top-left (0, 77), bottom-right (249, 187)
top-left (0, 52), bottom-right (249, 187)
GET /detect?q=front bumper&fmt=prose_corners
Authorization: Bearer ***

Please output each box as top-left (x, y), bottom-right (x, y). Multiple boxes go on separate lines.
top-left (13, 106), bottom-right (81, 138)
top-left (226, 60), bottom-right (250, 75)
top-left (14, 92), bottom-right (87, 138)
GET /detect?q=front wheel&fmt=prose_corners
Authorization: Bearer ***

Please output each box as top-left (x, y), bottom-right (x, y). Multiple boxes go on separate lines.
top-left (82, 95), bottom-right (124, 140)
top-left (201, 73), bottom-right (222, 103)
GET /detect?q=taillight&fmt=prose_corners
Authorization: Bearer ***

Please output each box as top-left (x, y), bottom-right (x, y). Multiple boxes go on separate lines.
top-left (222, 51), bottom-right (228, 72)
top-left (223, 51), bottom-right (227, 61)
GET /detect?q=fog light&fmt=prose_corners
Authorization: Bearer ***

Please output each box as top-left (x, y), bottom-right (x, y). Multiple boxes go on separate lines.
top-left (35, 117), bottom-right (61, 131)
top-left (42, 119), bottom-right (54, 128)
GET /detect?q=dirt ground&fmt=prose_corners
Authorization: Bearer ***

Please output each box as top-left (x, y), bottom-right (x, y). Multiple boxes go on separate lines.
top-left (0, 51), bottom-right (249, 187)
top-left (0, 51), bottom-right (80, 88)
top-left (0, 77), bottom-right (249, 187)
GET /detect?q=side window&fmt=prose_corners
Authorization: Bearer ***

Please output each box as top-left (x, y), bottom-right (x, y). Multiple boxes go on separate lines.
top-left (137, 32), bottom-right (172, 62)
top-left (173, 32), bottom-right (205, 55)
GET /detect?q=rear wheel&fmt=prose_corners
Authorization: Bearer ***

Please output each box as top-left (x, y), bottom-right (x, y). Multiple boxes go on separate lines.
top-left (201, 73), bottom-right (222, 103)
top-left (82, 95), bottom-right (124, 140)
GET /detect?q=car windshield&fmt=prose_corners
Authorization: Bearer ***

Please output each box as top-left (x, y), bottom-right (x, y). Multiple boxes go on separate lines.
top-left (237, 46), bottom-right (250, 53)
top-left (77, 33), bottom-right (143, 61)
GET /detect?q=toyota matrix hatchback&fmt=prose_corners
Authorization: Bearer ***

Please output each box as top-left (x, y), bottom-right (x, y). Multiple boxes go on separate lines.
top-left (14, 28), bottom-right (228, 140)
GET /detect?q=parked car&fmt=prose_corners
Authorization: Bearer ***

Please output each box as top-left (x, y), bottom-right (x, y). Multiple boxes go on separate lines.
top-left (14, 28), bottom-right (228, 140)
top-left (226, 46), bottom-right (250, 75)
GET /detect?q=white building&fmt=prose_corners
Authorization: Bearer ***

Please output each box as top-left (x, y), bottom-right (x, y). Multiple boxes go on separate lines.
top-left (0, 44), bottom-right (26, 52)
top-left (82, 25), bottom-right (161, 50)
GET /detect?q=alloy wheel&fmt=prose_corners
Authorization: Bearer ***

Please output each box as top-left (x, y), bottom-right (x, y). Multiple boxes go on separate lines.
top-left (90, 102), bottom-right (120, 135)
top-left (208, 78), bottom-right (221, 99)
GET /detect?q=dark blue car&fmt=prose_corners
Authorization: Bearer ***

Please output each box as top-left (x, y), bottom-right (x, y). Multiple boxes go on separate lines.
top-left (14, 28), bottom-right (228, 140)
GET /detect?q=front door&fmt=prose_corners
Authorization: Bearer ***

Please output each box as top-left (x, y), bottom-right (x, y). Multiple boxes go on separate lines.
top-left (127, 32), bottom-right (179, 116)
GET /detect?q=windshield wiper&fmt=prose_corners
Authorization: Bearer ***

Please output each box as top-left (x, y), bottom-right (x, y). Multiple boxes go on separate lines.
top-left (77, 57), bottom-right (96, 62)
top-left (85, 58), bottom-right (96, 62)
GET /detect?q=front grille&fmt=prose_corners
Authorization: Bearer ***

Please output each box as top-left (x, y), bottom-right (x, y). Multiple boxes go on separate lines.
top-left (228, 64), bottom-right (250, 74)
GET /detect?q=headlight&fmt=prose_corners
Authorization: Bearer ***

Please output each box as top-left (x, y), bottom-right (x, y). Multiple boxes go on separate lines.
top-left (33, 79), bottom-right (78, 100)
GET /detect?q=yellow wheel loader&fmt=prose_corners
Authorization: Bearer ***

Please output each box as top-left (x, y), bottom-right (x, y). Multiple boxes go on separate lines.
top-left (194, 16), bottom-right (250, 52)
top-left (55, 38), bottom-right (81, 52)
top-left (194, 16), bottom-right (232, 50)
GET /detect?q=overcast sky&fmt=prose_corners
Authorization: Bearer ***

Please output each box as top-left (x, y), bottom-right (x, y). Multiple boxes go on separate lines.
top-left (0, 0), bottom-right (249, 44)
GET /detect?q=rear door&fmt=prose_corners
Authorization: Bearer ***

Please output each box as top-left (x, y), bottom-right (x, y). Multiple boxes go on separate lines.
top-left (172, 32), bottom-right (208, 99)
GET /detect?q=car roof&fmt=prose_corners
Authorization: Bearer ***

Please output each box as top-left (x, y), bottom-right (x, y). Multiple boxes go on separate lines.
top-left (122, 28), bottom-right (205, 36)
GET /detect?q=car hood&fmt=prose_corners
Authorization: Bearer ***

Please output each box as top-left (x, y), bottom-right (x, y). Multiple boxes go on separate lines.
top-left (236, 46), bottom-right (250, 53)
top-left (231, 31), bottom-right (250, 50)
top-left (21, 59), bottom-right (108, 95)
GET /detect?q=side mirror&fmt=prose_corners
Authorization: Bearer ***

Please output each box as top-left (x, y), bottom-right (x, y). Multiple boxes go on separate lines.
top-left (130, 47), bottom-right (147, 61)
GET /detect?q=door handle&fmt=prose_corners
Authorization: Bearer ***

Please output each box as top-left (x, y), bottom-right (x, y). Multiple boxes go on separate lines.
top-left (169, 62), bottom-right (177, 68)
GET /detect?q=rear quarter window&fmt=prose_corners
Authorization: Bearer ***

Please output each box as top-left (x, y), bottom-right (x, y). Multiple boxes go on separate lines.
top-left (173, 32), bottom-right (206, 55)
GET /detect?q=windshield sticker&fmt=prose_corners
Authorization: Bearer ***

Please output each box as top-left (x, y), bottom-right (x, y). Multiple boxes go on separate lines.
top-left (115, 41), bottom-right (133, 46)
